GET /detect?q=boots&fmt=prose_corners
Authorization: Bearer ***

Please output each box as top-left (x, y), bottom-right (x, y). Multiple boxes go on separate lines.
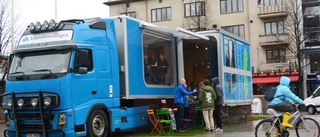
top-left (282, 112), bottom-right (293, 128)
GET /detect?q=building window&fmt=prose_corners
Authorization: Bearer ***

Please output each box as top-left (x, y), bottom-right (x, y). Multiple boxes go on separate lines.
top-left (310, 54), bottom-right (320, 73)
top-left (221, 25), bottom-right (245, 38)
top-left (265, 21), bottom-right (284, 35)
top-left (143, 31), bottom-right (173, 86)
top-left (264, 0), bottom-right (282, 6)
top-left (266, 49), bottom-right (286, 63)
top-left (121, 11), bottom-right (136, 18)
top-left (151, 7), bottom-right (171, 22)
top-left (220, 0), bottom-right (244, 14)
top-left (184, 2), bottom-right (206, 17)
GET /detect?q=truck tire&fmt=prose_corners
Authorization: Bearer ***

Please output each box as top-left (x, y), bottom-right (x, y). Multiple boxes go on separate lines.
top-left (87, 110), bottom-right (108, 137)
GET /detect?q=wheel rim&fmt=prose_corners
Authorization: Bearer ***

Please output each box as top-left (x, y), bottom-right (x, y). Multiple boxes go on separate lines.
top-left (92, 115), bottom-right (105, 136)
top-left (308, 107), bottom-right (314, 114)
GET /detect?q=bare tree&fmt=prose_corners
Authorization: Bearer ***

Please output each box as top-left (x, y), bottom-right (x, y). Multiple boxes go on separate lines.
top-left (0, 0), bottom-right (21, 83)
top-left (0, 0), bottom-right (21, 56)
top-left (182, 0), bottom-right (213, 31)
top-left (279, 0), bottom-right (318, 97)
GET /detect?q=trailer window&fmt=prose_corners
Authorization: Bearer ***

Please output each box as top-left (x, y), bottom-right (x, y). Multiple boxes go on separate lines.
top-left (143, 31), bottom-right (174, 86)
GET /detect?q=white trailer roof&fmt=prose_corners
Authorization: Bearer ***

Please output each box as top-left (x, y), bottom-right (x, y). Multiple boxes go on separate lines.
top-left (139, 22), bottom-right (209, 41)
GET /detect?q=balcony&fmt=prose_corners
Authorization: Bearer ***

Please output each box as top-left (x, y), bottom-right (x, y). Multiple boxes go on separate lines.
top-left (258, 4), bottom-right (287, 19)
top-left (259, 33), bottom-right (289, 47)
top-left (303, 0), bottom-right (320, 6)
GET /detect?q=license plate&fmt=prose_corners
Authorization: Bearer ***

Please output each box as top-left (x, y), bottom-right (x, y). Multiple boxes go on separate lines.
top-left (26, 133), bottom-right (40, 137)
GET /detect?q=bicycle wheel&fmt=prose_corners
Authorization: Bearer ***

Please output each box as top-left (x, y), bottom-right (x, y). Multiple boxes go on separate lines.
top-left (255, 119), bottom-right (281, 137)
top-left (295, 117), bottom-right (320, 137)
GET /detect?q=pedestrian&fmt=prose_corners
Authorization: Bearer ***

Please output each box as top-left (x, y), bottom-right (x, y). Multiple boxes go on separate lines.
top-left (212, 77), bottom-right (224, 133)
top-left (198, 79), bottom-right (216, 132)
top-left (174, 78), bottom-right (197, 132)
top-left (268, 76), bottom-right (304, 128)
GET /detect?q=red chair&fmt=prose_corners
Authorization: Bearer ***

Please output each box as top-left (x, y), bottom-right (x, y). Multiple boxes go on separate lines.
top-left (182, 108), bottom-right (196, 129)
top-left (147, 109), bottom-right (160, 134)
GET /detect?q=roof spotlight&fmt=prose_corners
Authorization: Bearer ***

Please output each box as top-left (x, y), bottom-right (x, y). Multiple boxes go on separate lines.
top-left (35, 21), bottom-right (42, 31)
top-left (28, 22), bottom-right (35, 31)
top-left (41, 20), bottom-right (49, 30)
top-left (48, 19), bottom-right (56, 30)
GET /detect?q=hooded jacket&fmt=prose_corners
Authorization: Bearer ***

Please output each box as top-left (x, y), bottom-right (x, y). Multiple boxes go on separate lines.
top-left (268, 76), bottom-right (304, 106)
top-left (212, 77), bottom-right (224, 105)
top-left (198, 85), bottom-right (216, 109)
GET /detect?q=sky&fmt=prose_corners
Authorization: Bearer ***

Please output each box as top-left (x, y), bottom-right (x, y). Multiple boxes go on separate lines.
top-left (15, 0), bottom-right (109, 31)
top-left (4, 0), bottom-right (109, 54)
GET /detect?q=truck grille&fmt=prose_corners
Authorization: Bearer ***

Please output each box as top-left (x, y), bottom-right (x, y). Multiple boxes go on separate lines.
top-left (19, 124), bottom-right (53, 131)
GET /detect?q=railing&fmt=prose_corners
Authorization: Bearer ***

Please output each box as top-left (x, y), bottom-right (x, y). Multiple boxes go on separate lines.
top-left (258, 33), bottom-right (289, 46)
top-left (258, 4), bottom-right (287, 18)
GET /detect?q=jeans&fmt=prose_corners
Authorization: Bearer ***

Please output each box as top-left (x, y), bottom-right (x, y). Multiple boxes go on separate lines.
top-left (174, 103), bottom-right (184, 130)
top-left (214, 105), bottom-right (222, 129)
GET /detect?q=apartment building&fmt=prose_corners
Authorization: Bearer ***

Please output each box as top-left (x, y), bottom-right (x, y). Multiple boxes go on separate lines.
top-left (303, 0), bottom-right (320, 96)
top-left (104, 0), bottom-right (300, 95)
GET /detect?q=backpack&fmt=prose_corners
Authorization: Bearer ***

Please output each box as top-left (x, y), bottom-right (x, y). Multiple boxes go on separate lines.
top-left (264, 87), bottom-right (277, 101)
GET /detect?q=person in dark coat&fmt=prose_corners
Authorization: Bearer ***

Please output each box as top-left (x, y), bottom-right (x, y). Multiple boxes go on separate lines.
top-left (212, 77), bottom-right (224, 133)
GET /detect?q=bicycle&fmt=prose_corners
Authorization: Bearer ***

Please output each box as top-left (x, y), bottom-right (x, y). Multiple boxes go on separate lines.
top-left (255, 104), bottom-right (320, 137)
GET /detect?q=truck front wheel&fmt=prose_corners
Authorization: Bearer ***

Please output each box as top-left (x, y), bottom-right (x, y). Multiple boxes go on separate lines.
top-left (87, 110), bottom-right (108, 137)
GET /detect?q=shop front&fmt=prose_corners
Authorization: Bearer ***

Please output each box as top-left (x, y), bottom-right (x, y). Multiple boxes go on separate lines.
top-left (252, 71), bottom-right (299, 95)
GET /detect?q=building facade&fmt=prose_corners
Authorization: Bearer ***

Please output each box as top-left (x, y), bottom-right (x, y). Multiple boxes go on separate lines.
top-left (104, 0), bottom-right (301, 95)
top-left (303, 0), bottom-right (320, 97)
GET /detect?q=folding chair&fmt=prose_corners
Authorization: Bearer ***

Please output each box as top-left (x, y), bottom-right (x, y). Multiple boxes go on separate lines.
top-left (147, 109), bottom-right (160, 134)
top-left (156, 109), bottom-right (173, 135)
top-left (193, 106), bottom-right (204, 128)
top-left (182, 108), bottom-right (196, 129)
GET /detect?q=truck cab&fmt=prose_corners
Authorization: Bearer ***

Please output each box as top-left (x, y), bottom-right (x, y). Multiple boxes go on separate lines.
top-left (1, 18), bottom-right (149, 137)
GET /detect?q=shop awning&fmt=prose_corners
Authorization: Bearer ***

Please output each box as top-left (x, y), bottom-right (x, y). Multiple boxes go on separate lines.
top-left (252, 76), bottom-right (299, 84)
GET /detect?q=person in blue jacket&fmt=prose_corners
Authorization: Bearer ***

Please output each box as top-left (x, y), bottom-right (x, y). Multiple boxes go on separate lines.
top-left (174, 78), bottom-right (197, 132)
top-left (268, 76), bottom-right (304, 128)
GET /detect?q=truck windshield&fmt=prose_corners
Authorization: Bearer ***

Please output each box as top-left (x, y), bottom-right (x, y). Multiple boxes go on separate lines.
top-left (8, 49), bottom-right (71, 80)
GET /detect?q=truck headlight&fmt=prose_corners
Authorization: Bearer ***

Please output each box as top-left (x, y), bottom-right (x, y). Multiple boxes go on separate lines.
top-left (17, 99), bottom-right (24, 107)
top-left (31, 98), bottom-right (38, 107)
top-left (44, 97), bottom-right (51, 106)
top-left (7, 99), bottom-right (12, 107)
top-left (58, 113), bottom-right (67, 129)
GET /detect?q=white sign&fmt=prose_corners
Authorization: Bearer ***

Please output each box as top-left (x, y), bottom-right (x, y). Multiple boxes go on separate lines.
top-left (18, 30), bottom-right (73, 45)
top-left (252, 98), bottom-right (262, 115)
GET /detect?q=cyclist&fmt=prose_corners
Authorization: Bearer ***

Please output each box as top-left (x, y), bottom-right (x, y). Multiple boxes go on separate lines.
top-left (267, 76), bottom-right (304, 128)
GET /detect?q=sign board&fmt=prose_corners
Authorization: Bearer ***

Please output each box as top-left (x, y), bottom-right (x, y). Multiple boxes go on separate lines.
top-left (251, 98), bottom-right (262, 115)
top-left (316, 73), bottom-right (320, 82)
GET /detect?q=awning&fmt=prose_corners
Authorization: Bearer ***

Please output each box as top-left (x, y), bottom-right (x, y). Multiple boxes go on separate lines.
top-left (252, 76), bottom-right (299, 84)
top-left (139, 22), bottom-right (209, 40)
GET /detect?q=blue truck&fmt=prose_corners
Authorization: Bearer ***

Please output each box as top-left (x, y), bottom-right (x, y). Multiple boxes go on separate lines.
top-left (0, 16), bottom-right (209, 137)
